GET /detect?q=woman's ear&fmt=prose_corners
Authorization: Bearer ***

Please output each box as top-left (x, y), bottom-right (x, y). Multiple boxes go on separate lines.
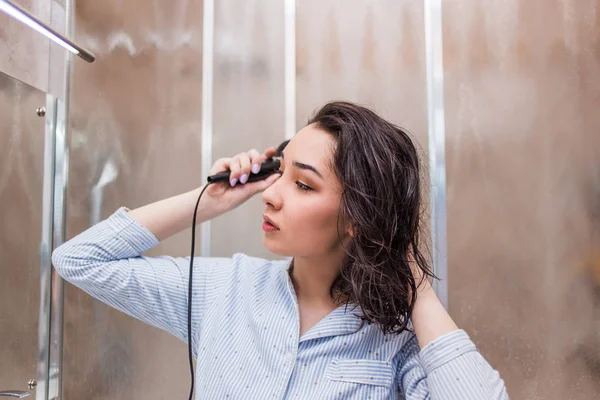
top-left (337, 216), bottom-right (355, 240)
top-left (345, 222), bottom-right (356, 238)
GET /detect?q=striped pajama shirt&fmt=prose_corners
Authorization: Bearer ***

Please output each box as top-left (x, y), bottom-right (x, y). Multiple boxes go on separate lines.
top-left (52, 207), bottom-right (508, 399)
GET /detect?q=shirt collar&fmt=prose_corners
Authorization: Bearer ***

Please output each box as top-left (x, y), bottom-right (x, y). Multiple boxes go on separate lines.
top-left (279, 261), bottom-right (365, 342)
top-left (299, 304), bottom-right (365, 343)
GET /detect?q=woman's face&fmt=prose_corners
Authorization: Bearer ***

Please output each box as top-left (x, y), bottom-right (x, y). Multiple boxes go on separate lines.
top-left (261, 124), bottom-right (348, 257)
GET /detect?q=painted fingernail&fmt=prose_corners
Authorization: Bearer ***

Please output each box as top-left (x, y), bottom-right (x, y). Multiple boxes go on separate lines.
top-left (240, 174), bottom-right (248, 184)
top-left (230, 178), bottom-right (238, 187)
top-left (252, 163), bottom-right (260, 174)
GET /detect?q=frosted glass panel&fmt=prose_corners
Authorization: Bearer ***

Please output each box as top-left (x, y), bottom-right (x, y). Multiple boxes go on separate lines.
top-left (63, 1), bottom-right (204, 398)
top-left (210, 0), bottom-right (285, 259)
top-left (444, 1), bottom-right (600, 398)
top-left (0, 70), bottom-right (46, 398)
top-left (296, 0), bottom-right (427, 146)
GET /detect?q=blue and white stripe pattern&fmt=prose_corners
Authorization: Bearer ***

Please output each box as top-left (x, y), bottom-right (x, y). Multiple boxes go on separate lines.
top-left (52, 207), bottom-right (508, 399)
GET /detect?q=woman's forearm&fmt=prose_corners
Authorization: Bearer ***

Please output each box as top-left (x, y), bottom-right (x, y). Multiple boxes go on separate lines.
top-left (127, 185), bottom-right (222, 242)
top-left (411, 280), bottom-right (459, 348)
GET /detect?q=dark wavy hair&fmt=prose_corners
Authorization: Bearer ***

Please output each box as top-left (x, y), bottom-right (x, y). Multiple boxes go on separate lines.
top-left (307, 101), bottom-right (434, 335)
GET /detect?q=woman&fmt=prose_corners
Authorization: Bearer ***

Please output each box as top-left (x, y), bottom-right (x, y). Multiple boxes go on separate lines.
top-left (52, 102), bottom-right (508, 399)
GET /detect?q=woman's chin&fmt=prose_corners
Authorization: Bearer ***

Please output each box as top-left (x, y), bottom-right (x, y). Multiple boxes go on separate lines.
top-left (263, 235), bottom-right (290, 257)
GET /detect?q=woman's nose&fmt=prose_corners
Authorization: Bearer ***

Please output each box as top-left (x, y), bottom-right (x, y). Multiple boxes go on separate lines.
top-left (261, 177), bottom-right (282, 209)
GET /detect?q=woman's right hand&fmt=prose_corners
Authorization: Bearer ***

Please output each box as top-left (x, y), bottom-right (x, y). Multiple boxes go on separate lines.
top-left (205, 147), bottom-right (281, 215)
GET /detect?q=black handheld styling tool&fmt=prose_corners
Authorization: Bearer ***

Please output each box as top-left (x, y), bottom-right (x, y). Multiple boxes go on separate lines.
top-left (207, 158), bottom-right (281, 184)
top-left (206, 140), bottom-right (289, 184)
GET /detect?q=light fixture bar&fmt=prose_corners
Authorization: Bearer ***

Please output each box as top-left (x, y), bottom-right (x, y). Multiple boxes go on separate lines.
top-left (0, 0), bottom-right (95, 63)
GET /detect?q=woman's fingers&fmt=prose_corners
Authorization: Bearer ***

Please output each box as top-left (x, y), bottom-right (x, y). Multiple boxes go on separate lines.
top-left (210, 157), bottom-right (231, 176)
top-left (237, 152), bottom-right (252, 184)
top-left (248, 149), bottom-right (262, 174)
top-left (210, 146), bottom-right (281, 188)
top-left (229, 155), bottom-right (242, 186)
top-left (263, 147), bottom-right (278, 159)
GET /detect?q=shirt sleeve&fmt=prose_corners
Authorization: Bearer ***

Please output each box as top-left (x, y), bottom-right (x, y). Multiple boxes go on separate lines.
top-left (396, 330), bottom-right (509, 399)
top-left (51, 207), bottom-right (232, 351)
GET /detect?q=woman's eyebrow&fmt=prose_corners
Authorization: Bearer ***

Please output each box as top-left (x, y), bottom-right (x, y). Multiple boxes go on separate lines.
top-left (281, 152), bottom-right (323, 179)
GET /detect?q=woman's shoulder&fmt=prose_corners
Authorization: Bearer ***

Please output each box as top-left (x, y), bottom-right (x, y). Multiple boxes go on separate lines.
top-left (191, 254), bottom-right (290, 301)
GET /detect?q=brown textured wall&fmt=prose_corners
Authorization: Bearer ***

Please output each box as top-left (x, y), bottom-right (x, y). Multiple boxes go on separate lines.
top-left (0, 0), bottom-right (66, 96)
top-left (296, 0), bottom-right (428, 146)
top-left (444, 1), bottom-right (600, 399)
top-left (0, 0), bottom-right (52, 90)
top-left (63, 0), bottom-right (204, 398)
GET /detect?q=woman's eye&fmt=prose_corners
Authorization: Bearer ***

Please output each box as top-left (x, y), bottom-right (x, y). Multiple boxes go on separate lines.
top-left (296, 181), bottom-right (312, 191)
top-left (276, 169), bottom-right (312, 191)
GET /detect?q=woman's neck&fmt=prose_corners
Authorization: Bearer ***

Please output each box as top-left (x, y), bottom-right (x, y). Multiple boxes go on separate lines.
top-left (290, 251), bottom-right (345, 307)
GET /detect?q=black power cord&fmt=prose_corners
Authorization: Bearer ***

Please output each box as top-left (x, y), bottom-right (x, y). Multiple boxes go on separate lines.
top-left (186, 154), bottom-right (284, 400)
top-left (187, 182), bottom-right (210, 400)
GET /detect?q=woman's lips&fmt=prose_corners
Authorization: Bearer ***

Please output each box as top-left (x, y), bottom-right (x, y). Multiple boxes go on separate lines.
top-left (262, 221), bottom-right (279, 232)
top-left (262, 214), bottom-right (280, 232)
